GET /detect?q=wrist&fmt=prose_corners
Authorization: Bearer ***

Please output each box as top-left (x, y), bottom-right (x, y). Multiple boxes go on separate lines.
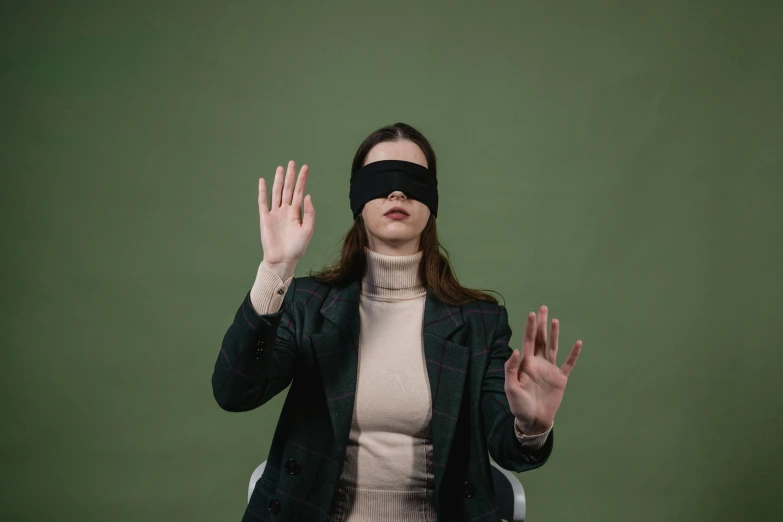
top-left (514, 417), bottom-right (552, 436)
top-left (262, 260), bottom-right (296, 281)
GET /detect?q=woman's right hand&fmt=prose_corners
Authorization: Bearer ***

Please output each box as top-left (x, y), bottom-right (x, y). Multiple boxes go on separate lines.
top-left (258, 160), bottom-right (315, 279)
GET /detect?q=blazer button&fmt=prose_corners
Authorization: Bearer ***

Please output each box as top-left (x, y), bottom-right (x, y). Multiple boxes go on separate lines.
top-left (268, 499), bottom-right (280, 514)
top-left (284, 458), bottom-right (300, 475)
top-left (276, 287), bottom-right (284, 295)
top-left (461, 481), bottom-right (475, 498)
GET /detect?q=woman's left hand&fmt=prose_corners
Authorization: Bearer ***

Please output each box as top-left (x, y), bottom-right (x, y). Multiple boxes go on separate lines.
top-left (503, 305), bottom-right (582, 435)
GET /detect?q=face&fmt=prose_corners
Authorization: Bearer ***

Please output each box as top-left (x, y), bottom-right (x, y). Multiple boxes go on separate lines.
top-left (360, 140), bottom-right (431, 256)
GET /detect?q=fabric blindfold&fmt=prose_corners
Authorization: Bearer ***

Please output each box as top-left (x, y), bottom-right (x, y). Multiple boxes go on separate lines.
top-left (349, 160), bottom-right (438, 219)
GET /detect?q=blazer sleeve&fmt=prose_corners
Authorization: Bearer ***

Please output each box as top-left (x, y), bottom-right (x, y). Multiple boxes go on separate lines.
top-left (481, 304), bottom-right (554, 472)
top-left (211, 278), bottom-right (299, 412)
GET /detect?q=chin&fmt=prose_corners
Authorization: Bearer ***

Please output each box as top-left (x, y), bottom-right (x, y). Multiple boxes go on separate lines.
top-left (378, 232), bottom-right (416, 243)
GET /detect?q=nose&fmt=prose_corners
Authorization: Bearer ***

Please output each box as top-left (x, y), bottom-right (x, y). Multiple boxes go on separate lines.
top-left (388, 191), bottom-right (407, 200)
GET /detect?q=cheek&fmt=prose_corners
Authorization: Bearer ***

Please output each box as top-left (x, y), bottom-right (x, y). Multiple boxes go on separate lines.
top-left (412, 203), bottom-right (430, 226)
top-left (362, 200), bottom-right (384, 223)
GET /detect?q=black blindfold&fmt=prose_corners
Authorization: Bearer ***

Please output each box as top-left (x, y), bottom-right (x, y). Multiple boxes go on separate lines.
top-left (349, 160), bottom-right (438, 219)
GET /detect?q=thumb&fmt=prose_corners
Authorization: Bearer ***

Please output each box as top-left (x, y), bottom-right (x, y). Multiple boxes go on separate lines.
top-left (504, 349), bottom-right (520, 381)
top-left (302, 194), bottom-right (315, 231)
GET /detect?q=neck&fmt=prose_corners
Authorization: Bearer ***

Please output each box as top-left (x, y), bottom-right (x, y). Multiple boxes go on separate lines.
top-left (361, 246), bottom-right (426, 301)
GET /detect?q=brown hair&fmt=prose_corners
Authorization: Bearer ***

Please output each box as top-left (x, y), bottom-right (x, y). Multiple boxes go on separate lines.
top-left (308, 122), bottom-right (502, 306)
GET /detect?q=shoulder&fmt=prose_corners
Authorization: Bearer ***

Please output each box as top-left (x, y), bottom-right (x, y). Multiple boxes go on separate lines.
top-left (458, 299), bottom-right (509, 333)
top-left (459, 298), bottom-right (506, 317)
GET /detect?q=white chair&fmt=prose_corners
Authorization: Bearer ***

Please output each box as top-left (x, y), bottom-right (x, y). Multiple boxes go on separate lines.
top-left (249, 459), bottom-right (527, 521)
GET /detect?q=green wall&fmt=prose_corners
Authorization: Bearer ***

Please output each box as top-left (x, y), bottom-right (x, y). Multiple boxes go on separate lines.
top-left (3, 1), bottom-right (781, 520)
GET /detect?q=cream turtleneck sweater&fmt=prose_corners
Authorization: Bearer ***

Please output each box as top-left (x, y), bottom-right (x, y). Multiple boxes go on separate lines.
top-left (249, 248), bottom-right (550, 521)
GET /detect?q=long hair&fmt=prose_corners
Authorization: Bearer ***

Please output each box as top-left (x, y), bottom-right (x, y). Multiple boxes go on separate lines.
top-left (309, 122), bottom-right (502, 306)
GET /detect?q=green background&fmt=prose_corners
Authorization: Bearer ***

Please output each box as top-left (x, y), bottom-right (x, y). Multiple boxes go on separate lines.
top-left (3, 1), bottom-right (781, 520)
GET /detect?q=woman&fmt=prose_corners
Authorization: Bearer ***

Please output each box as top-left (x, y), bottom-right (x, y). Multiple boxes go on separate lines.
top-left (212, 122), bottom-right (583, 522)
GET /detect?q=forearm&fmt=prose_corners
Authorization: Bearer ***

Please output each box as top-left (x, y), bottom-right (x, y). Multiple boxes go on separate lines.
top-left (484, 402), bottom-right (554, 472)
top-left (212, 280), bottom-right (298, 411)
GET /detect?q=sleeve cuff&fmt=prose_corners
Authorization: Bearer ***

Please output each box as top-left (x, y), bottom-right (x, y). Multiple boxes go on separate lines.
top-left (249, 262), bottom-right (294, 316)
top-left (514, 418), bottom-right (553, 451)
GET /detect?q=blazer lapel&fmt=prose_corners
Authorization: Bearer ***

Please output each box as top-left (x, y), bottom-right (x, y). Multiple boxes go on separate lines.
top-left (313, 281), bottom-right (362, 450)
top-left (422, 288), bottom-right (468, 495)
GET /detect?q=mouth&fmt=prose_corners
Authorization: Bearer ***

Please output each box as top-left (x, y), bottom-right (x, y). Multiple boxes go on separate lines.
top-left (384, 207), bottom-right (410, 218)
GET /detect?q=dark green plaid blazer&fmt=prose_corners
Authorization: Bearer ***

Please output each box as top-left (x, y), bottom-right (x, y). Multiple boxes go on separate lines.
top-left (212, 275), bottom-right (554, 522)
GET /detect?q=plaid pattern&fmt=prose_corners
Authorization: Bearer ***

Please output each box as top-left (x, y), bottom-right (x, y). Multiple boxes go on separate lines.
top-left (213, 276), bottom-right (554, 522)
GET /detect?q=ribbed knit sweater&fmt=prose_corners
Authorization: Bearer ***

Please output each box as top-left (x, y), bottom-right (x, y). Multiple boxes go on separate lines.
top-left (250, 248), bottom-right (551, 521)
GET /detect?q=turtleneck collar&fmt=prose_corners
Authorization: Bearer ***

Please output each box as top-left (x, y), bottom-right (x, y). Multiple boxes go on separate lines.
top-left (361, 246), bottom-right (426, 301)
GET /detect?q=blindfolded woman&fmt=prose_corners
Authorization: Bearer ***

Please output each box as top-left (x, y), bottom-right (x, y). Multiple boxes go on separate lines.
top-left (213, 122), bottom-right (583, 522)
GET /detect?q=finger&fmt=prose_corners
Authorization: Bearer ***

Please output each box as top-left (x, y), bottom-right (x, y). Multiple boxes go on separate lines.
top-left (517, 347), bottom-right (526, 381)
top-left (271, 165), bottom-right (284, 209)
top-left (546, 318), bottom-right (559, 364)
top-left (282, 160), bottom-right (296, 206)
top-left (258, 177), bottom-right (269, 218)
top-left (560, 340), bottom-right (583, 377)
top-left (522, 312), bottom-right (536, 359)
top-left (302, 194), bottom-right (315, 233)
top-left (534, 305), bottom-right (548, 357)
top-left (291, 164), bottom-right (309, 214)
top-left (504, 349), bottom-right (521, 383)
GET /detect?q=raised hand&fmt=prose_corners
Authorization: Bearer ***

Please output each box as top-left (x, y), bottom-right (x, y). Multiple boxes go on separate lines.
top-left (503, 305), bottom-right (582, 435)
top-left (259, 160), bottom-right (315, 279)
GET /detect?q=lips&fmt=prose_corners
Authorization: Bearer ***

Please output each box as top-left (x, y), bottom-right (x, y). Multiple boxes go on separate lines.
top-left (385, 207), bottom-right (409, 216)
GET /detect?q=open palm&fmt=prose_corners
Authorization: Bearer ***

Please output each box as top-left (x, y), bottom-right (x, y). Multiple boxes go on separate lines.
top-left (503, 305), bottom-right (582, 434)
top-left (258, 160), bottom-right (315, 268)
